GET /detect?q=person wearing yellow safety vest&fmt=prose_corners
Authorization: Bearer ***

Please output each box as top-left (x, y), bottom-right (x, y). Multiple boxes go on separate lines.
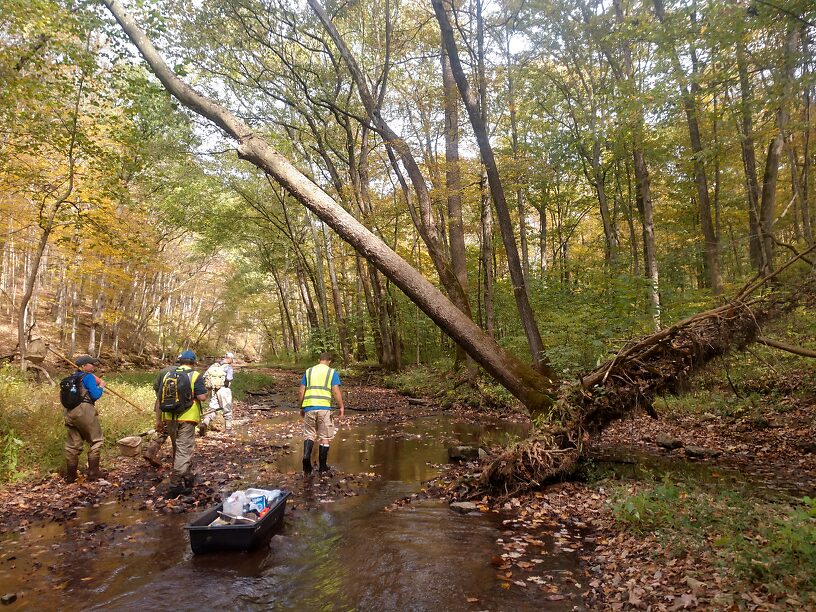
top-left (298, 352), bottom-right (345, 474)
top-left (153, 350), bottom-right (208, 498)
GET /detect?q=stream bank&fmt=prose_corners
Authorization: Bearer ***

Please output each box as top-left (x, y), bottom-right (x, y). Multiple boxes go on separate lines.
top-left (1, 368), bottom-right (814, 609)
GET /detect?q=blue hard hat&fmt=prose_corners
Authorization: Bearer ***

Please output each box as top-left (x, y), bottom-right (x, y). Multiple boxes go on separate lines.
top-left (178, 350), bottom-right (197, 361)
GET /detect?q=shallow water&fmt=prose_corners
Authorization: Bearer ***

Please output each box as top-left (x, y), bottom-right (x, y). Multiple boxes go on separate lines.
top-left (0, 410), bottom-right (583, 611)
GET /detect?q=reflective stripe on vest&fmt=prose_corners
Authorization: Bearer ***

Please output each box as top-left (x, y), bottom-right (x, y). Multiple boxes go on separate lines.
top-left (302, 364), bottom-right (334, 408)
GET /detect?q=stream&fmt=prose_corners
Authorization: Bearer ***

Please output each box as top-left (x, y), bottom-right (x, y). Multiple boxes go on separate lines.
top-left (0, 407), bottom-right (585, 611)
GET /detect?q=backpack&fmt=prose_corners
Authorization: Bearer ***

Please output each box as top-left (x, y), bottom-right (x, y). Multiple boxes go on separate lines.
top-left (203, 363), bottom-right (227, 391)
top-left (158, 368), bottom-right (194, 415)
top-left (59, 372), bottom-right (87, 410)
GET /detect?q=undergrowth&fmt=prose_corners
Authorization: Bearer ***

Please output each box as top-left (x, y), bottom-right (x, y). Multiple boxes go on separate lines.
top-left (381, 362), bottom-right (521, 413)
top-left (610, 476), bottom-right (816, 603)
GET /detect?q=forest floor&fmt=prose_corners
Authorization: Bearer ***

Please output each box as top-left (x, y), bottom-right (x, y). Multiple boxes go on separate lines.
top-left (1, 368), bottom-right (814, 609)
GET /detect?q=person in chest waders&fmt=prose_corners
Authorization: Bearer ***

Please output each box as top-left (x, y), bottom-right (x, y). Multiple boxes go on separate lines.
top-left (63, 355), bottom-right (107, 483)
top-left (298, 352), bottom-right (345, 475)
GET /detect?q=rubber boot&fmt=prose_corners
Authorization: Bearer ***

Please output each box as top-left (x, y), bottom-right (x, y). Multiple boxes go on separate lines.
top-left (318, 445), bottom-right (330, 473)
top-left (180, 475), bottom-right (195, 495)
top-left (65, 460), bottom-right (78, 484)
top-left (87, 456), bottom-right (107, 481)
top-left (165, 483), bottom-right (184, 499)
top-left (302, 439), bottom-right (314, 475)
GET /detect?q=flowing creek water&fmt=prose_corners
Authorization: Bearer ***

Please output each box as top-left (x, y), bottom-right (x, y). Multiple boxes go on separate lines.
top-left (0, 405), bottom-right (586, 611)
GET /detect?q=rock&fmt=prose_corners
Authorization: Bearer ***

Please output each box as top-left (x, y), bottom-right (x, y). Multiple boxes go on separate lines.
top-left (655, 434), bottom-right (683, 450)
top-left (449, 501), bottom-right (478, 514)
top-left (1, 593), bottom-right (17, 605)
top-left (448, 446), bottom-right (481, 461)
top-left (684, 445), bottom-right (722, 458)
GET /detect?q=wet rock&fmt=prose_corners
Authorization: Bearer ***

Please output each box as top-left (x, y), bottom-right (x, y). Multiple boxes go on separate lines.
top-left (448, 446), bottom-right (481, 461)
top-left (1, 593), bottom-right (17, 605)
top-left (684, 445), bottom-right (722, 459)
top-left (449, 501), bottom-right (478, 514)
top-left (655, 434), bottom-right (683, 450)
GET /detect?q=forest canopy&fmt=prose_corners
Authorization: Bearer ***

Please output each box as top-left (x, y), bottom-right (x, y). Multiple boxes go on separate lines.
top-left (2, 0), bottom-right (815, 396)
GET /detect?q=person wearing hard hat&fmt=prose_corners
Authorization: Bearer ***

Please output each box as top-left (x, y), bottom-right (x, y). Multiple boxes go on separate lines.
top-left (153, 350), bottom-right (207, 498)
top-left (63, 355), bottom-right (107, 483)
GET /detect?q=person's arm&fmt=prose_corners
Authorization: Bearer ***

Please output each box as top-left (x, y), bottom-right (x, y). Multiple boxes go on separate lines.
top-left (332, 385), bottom-right (345, 419)
top-left (298, 384), bottom-right (306, 416)
top-left (83, 374), bottom-right (105, 401)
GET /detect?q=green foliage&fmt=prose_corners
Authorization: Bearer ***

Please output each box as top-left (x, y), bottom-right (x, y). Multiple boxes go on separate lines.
top-left (0, 430), bottom-right (24, 483)
top-left (610, 477), bottom-right (816, 599)
top-left (382, 363), bottom-right (520, 412)
top-left (227, 371), bottom-right (278, 401)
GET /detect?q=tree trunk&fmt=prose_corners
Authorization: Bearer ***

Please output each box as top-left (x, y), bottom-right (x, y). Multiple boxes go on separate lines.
top-left (306, 0), bottom-right (471, 325)
top-left (480, 171), bottom-right (496, 338)
top-left (613, 0), bottom-right (660, 328)
top-left (442, 40), bottom-right (474, 375)
top-left (653, 0), bottom-right (722, 295)
top-left (737, 40), bottom-right (766, 271)
top-left (432, 0), bottom-right (553, 378)
top-left (322, 224), bottom-right (351, 364)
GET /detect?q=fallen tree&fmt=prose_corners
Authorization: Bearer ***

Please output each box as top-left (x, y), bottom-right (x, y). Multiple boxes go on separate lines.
top-left (470, 252), bottom-right (816, 499)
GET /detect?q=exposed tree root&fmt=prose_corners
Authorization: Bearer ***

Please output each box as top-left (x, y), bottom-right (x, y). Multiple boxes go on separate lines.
top-left (459, 254), bottom-right (816, 501)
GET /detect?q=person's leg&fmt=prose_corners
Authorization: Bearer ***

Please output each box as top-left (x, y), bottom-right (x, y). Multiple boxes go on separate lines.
top-left (218, 387), bottom-right (233, 430)
top-left (63, 410), bottom-right (83, 483)
top-left (175, 422), bottom-right (197, 490)
top-left (166, 420), bottom-right (182, 489)
top-left (85, 409), bottom-right (106, 480)
top-left (302, 411), bottom-right (317, 474)
top-left (316, 411), bottom-right (336, 473)
top-left (199, 394), bottom-right (219, 434)
top-left (72, 403), bottom-right (106, 480)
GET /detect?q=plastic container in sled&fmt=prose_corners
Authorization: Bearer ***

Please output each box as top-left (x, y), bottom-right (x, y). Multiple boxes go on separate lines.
top-left (186, 490), bottom-right (291, 554)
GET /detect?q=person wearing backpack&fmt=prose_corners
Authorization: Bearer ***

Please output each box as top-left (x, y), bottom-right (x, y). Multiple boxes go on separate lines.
top-left (153, 350), bottom-right (207, 498)
top-left (199, 352), bottom-right (235, 435)
top-left (62, 355), bottom-right (107, 483)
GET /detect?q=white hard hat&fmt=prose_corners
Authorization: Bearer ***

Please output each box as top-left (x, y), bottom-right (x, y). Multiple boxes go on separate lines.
top-left (225, 352), bottom-right (234, 358)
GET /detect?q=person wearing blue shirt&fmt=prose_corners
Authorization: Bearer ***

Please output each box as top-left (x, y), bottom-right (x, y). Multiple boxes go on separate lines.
top-left (298, 352), bottom-right (345, 474)
top-left (64, 355), bottom-right (107, 483)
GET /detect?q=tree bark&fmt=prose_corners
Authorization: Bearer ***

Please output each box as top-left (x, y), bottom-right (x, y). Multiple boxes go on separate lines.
top-left (442, 39), bottom-right (473, 374)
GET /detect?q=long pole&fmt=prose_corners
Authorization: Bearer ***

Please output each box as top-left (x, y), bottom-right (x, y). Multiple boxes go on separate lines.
top-left (45, 344), bottom-right (144, 411)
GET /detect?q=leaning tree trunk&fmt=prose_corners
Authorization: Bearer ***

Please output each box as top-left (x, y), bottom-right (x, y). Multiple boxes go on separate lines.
top-left (466, 250), bottom-right (816, 500)
top-left (99, 0), bottom-right (556, 413)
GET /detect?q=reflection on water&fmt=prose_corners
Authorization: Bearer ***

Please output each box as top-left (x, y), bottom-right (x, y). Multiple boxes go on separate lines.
top-left (0, 414), bottom-right (579, 611)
